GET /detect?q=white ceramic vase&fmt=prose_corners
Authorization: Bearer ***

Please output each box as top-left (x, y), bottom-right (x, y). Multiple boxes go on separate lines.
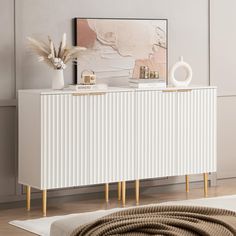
top-left (52, 69), bottom-right (64, 90)
top-left (169, 56), bottom-right (193, 87)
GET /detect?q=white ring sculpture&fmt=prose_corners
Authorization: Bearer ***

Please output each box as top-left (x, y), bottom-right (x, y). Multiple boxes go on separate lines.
top-left (170, 56), bottom-right (193, 87)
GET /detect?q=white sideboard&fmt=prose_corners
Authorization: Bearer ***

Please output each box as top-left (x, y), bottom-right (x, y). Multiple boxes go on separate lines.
top-left (18, 86), bottom-right (217, 215)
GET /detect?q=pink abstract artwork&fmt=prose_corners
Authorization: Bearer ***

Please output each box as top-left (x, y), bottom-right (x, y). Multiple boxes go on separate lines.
top-left (75, 18), bottom-right (167, 84)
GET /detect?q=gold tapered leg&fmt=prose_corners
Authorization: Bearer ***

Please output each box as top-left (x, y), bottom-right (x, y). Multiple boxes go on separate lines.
top-left (118, 182), bottom-right (121, 201)
top-left (26, 186), bottom-right (31, 211)
top-left (185, 175), bottom-right (189, 193)
top-left (135, 180), bottom-right (140, 205)
top-left (122, 181), bottom-right (126, 206)
top-left (204, 173), bottom-right (208, 197)
top-left (42, 190), bottom-right (47, 217)
top-left (105, 183), bottom-right (109, 203)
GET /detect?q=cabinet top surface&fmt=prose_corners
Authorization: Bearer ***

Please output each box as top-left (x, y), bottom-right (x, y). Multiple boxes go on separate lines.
top-left (18, 85), bottom-right (217, 95)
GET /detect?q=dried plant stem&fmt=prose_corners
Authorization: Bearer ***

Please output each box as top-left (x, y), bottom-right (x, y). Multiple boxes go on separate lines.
top-left (27, 33), bottom-right (86, 70)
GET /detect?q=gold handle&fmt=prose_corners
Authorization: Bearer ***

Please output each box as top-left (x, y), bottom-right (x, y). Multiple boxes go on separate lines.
top-left (162, 89), bottom-right (178, 93)
top-left (162, 89), bottom-right (192, 93)
top-left (178, 89), bottom-right (192, 92)
top-left (72, 92), bottom-right (106, 96)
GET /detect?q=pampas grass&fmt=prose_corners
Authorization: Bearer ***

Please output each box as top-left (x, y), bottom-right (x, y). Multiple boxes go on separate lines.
top-left (27, 33), bottom-right (86, 70)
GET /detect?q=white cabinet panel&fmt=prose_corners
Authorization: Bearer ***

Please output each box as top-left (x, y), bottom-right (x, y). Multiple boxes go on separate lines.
top-left (19, 87), bottom-right (216, 191)
top-left (135, 90), bottom-right (176, 179)
top-left (41, 92), bottom-right (135, 189)
top-left (135, 88), bottom-right (217, 180)
top-left (176, 89), bottom-right (216, 175)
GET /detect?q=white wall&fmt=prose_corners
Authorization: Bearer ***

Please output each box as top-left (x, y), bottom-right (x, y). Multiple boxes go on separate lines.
top-left (210, 0), bottom-right (236, 177)
top-left (218, 97), bottom-right (236, 178)
top-left (0, 0), bottom-right (15, 100)
top-left (15, 0), bottom-right (209, 89)
top-left (0, 0), bottom-right (16, 200)
top-left (211, 0), bottom-right (236, 96)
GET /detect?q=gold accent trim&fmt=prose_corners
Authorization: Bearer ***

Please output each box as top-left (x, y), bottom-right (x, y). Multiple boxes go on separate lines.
top-left (122, 181), bottom-right (126, 207)
top-left (42, 190), bottom-right (47, 217)
top-left (162, 89), bottom-right (192, 93)
top-left (105, 183), bottom-right (109, 203)
top-left (26, 186), bottom-right (31, 211)
top-left (162, 89), bottom-right (178, 93)
top-left (118, 182), bottom-right (121, 201)
top-left (204, 173), bottom-right (208, 197)
top-left (178, 89), bottom-right (192, 92)
top-left (135, 180), bottom-right (140, 205)
top-left (72, 92), bottom-right (106, 96)
top-left (185, 175), bottom-right (189, 193)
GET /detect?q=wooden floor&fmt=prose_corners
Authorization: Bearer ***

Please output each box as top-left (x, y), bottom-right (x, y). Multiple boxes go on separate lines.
top-left (1, 178), bottom-right (236, 236)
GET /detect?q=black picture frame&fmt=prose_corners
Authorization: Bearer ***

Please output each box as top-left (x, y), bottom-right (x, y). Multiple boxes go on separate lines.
top-left (73, 17), bottom-right (168, 85)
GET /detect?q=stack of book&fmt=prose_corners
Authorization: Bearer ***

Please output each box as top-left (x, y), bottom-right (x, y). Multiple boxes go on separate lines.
top-left (63, 83), bottom-right (108, 91)
top-left (129, 79), bottom-right (166, 88)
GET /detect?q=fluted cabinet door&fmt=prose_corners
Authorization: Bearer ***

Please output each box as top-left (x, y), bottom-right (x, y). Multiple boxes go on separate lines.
top-left (175, 89), bottom-right (217, 175)
top-left (41, 92), bottom-right (135, 189)
top-left (135, 90), bottom-right (177, 179)
top-left (104, 92), bottom-right (135, 183)
top-left (135, 88), bottom-right (217, 180)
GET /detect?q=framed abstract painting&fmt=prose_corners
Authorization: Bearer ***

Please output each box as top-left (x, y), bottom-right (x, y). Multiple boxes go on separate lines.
top-left (74, 18), bottom-right (168, 85)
